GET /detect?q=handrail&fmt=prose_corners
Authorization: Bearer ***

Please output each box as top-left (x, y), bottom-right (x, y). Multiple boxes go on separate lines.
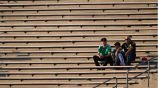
top-left (126, 56), bottom-right (157, 88)
top-left (93, 56), bottom-right (157, 88)
top-left (93, 75), bottom-right (118, 88)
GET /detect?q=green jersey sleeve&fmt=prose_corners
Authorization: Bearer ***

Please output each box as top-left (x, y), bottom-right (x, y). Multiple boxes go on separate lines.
top-left (98, 46), bottom-right (102, 54)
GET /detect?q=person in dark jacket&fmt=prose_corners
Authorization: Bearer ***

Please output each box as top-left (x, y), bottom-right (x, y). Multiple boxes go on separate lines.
top-left (122, 36), bottom-right (136, 65)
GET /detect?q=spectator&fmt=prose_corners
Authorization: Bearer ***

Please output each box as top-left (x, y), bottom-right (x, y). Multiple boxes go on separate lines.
top-left (112, 42), bottom-right (126, 66)
top-left (122, 36), bottom-right (136, 65)
top-left (93, 38), bottom-right (113, 69)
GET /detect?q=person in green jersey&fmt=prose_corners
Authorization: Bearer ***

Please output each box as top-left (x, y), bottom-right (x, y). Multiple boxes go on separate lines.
top-left (93, 38), bottom-right (113, 68)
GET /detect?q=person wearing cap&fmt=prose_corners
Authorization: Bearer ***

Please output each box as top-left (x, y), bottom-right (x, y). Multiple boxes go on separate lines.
top-left (122, 35), bottom-right (136, 65)
top-left (112, 42), bottom-right (126, 66)
top-left (93, 38), bottom-right (113, 68)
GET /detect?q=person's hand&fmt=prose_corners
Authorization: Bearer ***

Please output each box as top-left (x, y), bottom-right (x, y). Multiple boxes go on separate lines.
top-left (115, 52), bottom-right (118, 57)
top-left (98, 55), bottom-right (103, 59)
top-left (125, 52), bottom-right (128, 57)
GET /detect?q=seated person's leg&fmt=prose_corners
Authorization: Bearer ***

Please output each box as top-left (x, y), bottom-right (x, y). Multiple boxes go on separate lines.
top-left (132, 54), bottom-right (136, 62)
top-left (109, 57), bottom-right (114, 66)
top-left (93, 55), bottom-right (101, 66)
top-left (115, 56), bottom-right (120, 66)
top-left (118, 53), bottom-right (125, 66)
top-left (126, 53), bottom-right (133, 65)
top-left (102, 56), bottom-right (113, 66)
top-left (126, 56), bottom-right (130, 65)
top-left (102, 60), bottom-right (108, 66)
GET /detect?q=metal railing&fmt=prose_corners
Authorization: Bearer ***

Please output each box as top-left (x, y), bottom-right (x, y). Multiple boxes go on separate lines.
top-left (93, 76), bottom-right (118, 88)
top-left (93, 57), bottom-right (157, 88)
top-left (126, 57), bottom-right (157, 88)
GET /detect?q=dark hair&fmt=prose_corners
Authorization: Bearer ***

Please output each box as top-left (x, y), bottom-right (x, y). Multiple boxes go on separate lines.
top-left (114, 42), bottom-right (120, 46)
top-left (101, 38), bottom-right (107, 42)
top-left (127, 35), bottom-right (132, 39)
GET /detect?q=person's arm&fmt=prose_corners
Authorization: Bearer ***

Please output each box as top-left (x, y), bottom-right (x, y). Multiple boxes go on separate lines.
top-left (105, 53), bottom-right (111, 58)
top-left (125, 48), bottom-right (133, 56)
top-left (125, 42), bottom-right (136, 56)
top-left (115, 47), bottom-right (121, 56)
top-left (121, 43), bottom-right (127, 52)
top-left (97, 46), bottom-right (103, 58)
top-left (97, 53), bottom-right (102, 58)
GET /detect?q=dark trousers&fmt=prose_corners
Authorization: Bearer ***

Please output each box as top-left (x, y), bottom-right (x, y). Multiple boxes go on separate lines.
top-left (93, 55), bottom-right (113, 66)
top-left (126, 53), bottom-right (136, 65)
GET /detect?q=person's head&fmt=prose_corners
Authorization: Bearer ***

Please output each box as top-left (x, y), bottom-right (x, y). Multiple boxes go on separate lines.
top-left (127, 35), bottom-right (132, 40)
top-left (114, 42), bottom-right (121, 49)
top-left (101, 38), bottom-right (107, 46)
top-left (126, 35), bottom-right (132, 44)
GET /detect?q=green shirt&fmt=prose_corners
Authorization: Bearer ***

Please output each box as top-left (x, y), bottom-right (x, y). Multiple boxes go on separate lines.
top-left (98, 44), bottom-right (111, 56)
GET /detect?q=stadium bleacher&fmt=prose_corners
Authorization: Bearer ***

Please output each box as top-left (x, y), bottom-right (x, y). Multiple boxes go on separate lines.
top-left (0, 0), bottom-right (157, 88)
